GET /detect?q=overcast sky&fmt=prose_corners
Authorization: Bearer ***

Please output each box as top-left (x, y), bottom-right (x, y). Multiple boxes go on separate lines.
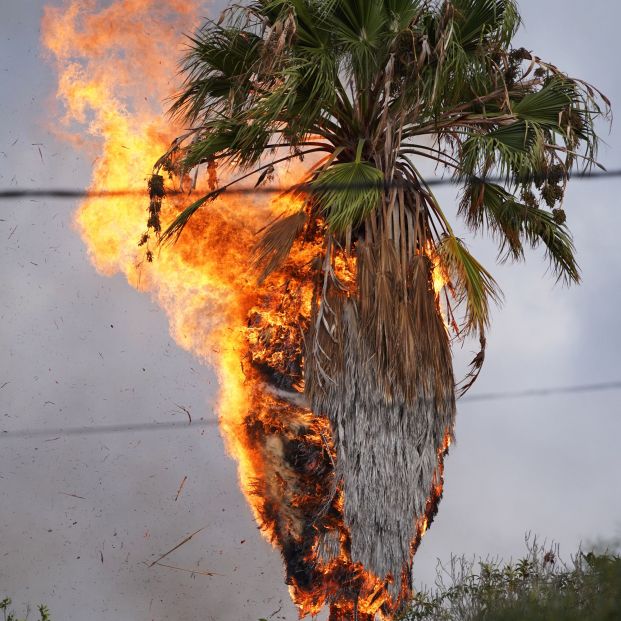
top-left (1, 2), bottom-right (620, 620)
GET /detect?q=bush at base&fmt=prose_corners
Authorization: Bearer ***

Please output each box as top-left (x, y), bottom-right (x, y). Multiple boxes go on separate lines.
top-left (400, 538), bottom-right (621, 621)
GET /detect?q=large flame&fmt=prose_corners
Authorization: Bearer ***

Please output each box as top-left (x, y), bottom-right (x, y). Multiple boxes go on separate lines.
top-left (42, 3), bottom-right (451, 618)
top-left (42, 0), bottom-right (257, 486)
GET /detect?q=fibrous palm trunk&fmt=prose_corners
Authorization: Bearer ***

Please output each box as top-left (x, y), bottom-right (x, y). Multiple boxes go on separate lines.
top-left (306, 186), bottom-right (456, 593)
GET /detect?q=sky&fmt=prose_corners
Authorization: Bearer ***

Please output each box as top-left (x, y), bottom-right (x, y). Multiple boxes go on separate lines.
top-left (0, 1), bottom-right (620, 620)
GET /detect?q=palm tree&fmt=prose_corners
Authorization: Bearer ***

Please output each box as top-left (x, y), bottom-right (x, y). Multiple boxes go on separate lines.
top-left (147, 0), bottom-right (608, 617)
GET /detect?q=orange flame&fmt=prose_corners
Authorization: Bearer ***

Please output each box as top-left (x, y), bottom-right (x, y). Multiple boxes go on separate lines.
top-left (41, 0), bottom-right (278, 545)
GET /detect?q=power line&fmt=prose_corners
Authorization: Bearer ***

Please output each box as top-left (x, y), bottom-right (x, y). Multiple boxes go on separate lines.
top-left (460, 380), bottom-right (621, 403)
top-left (0, 419), bottom-right (218, 440)
top-left (1, 380), bottom-right (619, 440)
top-left (1, 169), bottom-right (620, 201)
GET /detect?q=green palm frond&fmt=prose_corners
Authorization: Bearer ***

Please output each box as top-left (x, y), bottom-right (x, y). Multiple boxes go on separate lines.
top-left (459, 180), bottom-right (524, 259)
top-left (487, 122), bottom-right (537, 152)
top-left (452, 0), bottom-right (519, 48)
top-left (460, 180), bottom-right (579, 282)
top-left (517, 203), bottom-right (580, 283)
top-left (281, 48), bottom-right (339, 137)
top-left (461, 121), bottom-right (539, 180)
top-left (512, 79), bottom-right (574, 127)
top-left (384, 0), bottom-right (422, 32)
top-left (311, 147), bottom-right (383, 234)
top-left (182, 121), bottom-right (243, 169)
top-left (329, 0), bottom-right (388, 81)
top-left (170, 26), bottom-right (262, 123)
top-left (436, 234), bottom-right (502, 333)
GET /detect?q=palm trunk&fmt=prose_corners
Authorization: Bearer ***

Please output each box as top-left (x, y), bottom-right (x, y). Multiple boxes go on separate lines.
top-left (306, 187), bottom-right (456, 593)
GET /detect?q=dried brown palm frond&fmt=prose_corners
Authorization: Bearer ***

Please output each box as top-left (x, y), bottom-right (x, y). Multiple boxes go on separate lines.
top-left (252, 210), bottom-right (308, 283)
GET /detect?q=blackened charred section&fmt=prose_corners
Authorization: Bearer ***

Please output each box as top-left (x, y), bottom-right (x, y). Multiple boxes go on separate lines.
top-left (284, 433), bottom-right (331, 479)
top-left (243, 414), bottom-right (268, 445)
top-left (283, 536), bottom-right (319, 589)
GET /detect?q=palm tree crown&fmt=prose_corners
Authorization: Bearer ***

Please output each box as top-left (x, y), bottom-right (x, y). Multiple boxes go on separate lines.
top-left (157, 0), bottom-right (609, 340)
top-left (148, 0), bottom-right (609, 614)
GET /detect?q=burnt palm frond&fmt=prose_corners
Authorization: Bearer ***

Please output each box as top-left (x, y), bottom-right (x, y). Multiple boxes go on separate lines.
top-left (252, 210), bottom-right (308, 282)
top-left (159, 190), bottom-right (222, 245)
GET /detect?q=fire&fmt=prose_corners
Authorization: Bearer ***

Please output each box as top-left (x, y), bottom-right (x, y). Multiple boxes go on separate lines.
top-left (41, 0), bottom-right (269, 539)
top-left (42, 3), bottom-right (451, 619)
top-left (431, 251), bottom-right (449, 297)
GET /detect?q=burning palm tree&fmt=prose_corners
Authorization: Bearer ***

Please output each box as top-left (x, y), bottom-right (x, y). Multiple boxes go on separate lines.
top-left (144, 0), bottom-right (608, 618)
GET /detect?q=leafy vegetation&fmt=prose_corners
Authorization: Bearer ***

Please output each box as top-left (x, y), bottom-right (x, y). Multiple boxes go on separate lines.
top-left (399, 539), bottom-right (621, 620)
top-left (0, 598), bottom-right (50, 621)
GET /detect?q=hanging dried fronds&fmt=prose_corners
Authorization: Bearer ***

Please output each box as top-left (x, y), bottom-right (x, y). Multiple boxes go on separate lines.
top-left (146, 173), bottom-right (165, 233)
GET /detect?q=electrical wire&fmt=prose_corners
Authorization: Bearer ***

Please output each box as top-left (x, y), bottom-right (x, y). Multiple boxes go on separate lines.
top-left (1, 169), bottom-right (620, 201)
top-left (0, 419), bottom-right (218, 439)
top-left (459, 380), bottom-right (621, 403)
top-left (1, 380), bottom-right (619, 440)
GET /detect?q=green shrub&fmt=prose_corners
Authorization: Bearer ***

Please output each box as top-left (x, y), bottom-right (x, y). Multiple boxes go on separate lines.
top-left (0, 597), bottom-right (50, 621)
top-left (399, 538), bottom-right (621, 621)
